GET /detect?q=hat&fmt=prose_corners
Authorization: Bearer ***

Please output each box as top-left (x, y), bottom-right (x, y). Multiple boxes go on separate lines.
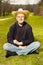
top-left (12, 8), bottom-right (29, 18)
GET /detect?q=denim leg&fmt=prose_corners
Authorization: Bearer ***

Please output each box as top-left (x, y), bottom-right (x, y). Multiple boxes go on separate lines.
top-left (3, 43), bottom-right (22, 52)
top-left (16, 42), bottom-right (40, 55)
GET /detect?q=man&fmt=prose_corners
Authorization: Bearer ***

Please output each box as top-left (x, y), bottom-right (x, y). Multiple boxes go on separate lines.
top-left (3, 8), bottom-right (40, 58)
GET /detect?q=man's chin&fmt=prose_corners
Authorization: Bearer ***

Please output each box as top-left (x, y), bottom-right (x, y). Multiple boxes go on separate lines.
top-left (19, 21), bottom-right (24, 24)
top-left (19, 22), bottom-right (23, 24)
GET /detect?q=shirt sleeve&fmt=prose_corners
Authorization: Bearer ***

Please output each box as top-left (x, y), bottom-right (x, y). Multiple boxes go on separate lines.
top-left (22, 27), bottom-right (34, 46)
top-left (7, 25), bottom-right (14, 44)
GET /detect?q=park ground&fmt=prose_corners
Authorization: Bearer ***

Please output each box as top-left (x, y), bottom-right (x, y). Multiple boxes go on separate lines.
top-left (0, 15), bottom-right (43, 65)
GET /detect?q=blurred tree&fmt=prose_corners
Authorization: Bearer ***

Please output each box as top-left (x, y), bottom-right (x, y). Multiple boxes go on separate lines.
top-left (2, 0), bottom-right (10, 16)
top-left (33, 0), bottom-right (43, 16)
top-left (0, 0), bottom-right (11, 16)
top-left (38, 0), bottom-right (43, 15)
top-left (0, 0), bottom-right (2, 16)
top-left (33, 4), bottom-right (40, 15)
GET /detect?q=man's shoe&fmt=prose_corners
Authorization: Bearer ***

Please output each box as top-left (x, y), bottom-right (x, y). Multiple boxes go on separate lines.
top-left (27, 50), bottom-right (39, 55)
top-left (5, 51), bottom-right (17, 58)
top-left (32, 50), bottom-right (39, 54)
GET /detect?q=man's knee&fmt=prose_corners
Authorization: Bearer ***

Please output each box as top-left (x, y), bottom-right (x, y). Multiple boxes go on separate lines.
top-left (3, 43), bottom-right (9, 50)
top-left (34, 41), bottom-right (40, 48)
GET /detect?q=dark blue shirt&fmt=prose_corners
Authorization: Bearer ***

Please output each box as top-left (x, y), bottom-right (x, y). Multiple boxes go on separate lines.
top-left (7, 21), bottom-right (34, 46)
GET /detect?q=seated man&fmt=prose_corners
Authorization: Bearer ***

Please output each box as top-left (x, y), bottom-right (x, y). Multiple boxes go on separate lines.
top-left (3, 8), bottom-right (40, 58)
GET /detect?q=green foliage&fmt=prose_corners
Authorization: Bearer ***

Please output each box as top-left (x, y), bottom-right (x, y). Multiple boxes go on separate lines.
top-left (0, 16), bottom-right (43, 65)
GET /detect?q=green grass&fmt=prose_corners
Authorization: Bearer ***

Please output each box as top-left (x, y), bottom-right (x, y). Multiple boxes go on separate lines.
top-left (0, 16), bottom-right (43, 65)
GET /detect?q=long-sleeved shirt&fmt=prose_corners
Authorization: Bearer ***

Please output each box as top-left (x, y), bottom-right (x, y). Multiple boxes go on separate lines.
top-left (7, 21), bottom-right (34, 46)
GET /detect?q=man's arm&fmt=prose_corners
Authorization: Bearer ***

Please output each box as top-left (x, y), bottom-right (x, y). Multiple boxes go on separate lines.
top-left (7, 25), bottom-right (15, 44)
top-left (21, 27), bottom-right (34, 46)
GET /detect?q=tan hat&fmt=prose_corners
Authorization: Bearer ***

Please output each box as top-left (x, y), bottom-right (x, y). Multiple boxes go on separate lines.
top-left (12, 8), bottom-right (29, 18)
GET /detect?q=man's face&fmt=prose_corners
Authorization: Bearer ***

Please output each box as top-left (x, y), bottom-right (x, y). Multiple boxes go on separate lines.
top-left (16, 13), bottom-right (25, 24)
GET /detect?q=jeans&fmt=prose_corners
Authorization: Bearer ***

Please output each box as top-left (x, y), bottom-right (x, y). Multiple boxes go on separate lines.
top-left (3, 42), bottom-right (40, 55)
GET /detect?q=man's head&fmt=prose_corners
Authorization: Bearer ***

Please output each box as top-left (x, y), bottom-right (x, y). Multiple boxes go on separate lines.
top-left (12, 8), bottom-right (29, 24)
top-left (16, 13), bottom-right (25, 24)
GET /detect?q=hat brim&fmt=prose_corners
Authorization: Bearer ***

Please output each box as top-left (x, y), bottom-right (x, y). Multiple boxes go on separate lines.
top-left (11, 10), bottom-right (29, 18)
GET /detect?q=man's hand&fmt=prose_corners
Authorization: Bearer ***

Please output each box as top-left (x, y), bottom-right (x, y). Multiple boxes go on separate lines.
top-left (13, 40), bottom-right (18, 44)
top-left (19, 46), bottom-right (27, 49)
top-left (13, 40), bottom-right (23, 45)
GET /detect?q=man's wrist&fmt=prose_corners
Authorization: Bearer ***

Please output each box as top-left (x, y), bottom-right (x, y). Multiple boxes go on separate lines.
top-left (13, 40), bottom-right (17, 44)
top-left (19, 42), bottom-right (23, 45)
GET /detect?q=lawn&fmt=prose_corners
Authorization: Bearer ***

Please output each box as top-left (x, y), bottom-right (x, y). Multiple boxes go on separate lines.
top-left (0, 16), bottom-right (43, 65)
